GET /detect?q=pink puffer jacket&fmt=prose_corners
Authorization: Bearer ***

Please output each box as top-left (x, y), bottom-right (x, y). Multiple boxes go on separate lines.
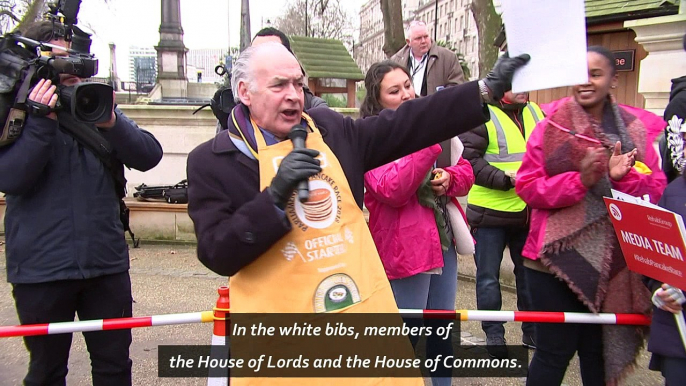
top-left (516, 102), bottom-right (667, 260)
top-left (364, 144), bottom-right (474, 280)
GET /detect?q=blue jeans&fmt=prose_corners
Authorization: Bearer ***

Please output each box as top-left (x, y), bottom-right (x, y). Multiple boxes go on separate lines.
top-left (472, 226), bottom-right (534, 338)
top-left (390, 243), bottom-right (458, 386)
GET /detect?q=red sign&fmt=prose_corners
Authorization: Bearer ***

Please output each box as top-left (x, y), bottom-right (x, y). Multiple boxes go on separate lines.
top-left (604, 197), bottom-right (686, 291)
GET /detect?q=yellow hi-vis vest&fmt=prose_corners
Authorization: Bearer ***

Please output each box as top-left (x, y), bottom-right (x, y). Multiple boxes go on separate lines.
top-left (467, 103), bottom-right (544, 212)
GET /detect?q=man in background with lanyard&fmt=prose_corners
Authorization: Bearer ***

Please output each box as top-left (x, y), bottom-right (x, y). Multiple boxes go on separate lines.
top-left (391, 20), bottom-right (465, 97)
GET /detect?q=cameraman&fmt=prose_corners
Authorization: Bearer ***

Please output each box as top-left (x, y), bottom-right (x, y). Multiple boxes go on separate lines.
top-left (0, 21), bottom-right (162, 385)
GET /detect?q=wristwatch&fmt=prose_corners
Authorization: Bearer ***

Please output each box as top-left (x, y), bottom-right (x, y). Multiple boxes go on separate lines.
top-left (478, 80), bottom-right (494, 104)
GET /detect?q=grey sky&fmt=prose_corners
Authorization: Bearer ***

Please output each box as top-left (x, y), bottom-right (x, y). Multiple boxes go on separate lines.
top-left (77, 0), bottom-right (364, 79)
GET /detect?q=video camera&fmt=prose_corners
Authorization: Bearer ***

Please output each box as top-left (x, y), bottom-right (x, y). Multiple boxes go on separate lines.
top-left (0, 0), bottom-right (114, 147)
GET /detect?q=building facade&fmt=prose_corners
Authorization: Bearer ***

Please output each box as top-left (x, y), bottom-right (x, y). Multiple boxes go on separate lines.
top-left (356, 0), bottom-right (479, 79)
top-left (128, 46), bottom-right (233, 87)
top-left (186, 48), bottom-right (230, 84)
top-left (128, 46), bottom-right (158, 91)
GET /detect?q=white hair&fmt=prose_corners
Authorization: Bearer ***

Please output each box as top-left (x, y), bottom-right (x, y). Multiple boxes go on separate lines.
top-left (406, 20), bottom-right (427, 39)
top-left (231, 45), bottom-right (258, 103)
top-left (231, 42), bottom-right (293, 103)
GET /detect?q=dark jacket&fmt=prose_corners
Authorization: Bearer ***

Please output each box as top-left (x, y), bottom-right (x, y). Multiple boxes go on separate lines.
top-left (187, 82), bottom-right (488, 276)
top-left (644, 174), bottom-right (686, 359)
top-left (660, 76), bottom-right (686, 182)
top-left (0, 108), bottom-right (163, 284)
top-left (458, 100), bottom-right (533, 228)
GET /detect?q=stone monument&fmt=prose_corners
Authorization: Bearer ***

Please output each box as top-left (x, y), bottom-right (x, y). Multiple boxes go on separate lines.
top-left (155, 0), bottom-right (188, 98)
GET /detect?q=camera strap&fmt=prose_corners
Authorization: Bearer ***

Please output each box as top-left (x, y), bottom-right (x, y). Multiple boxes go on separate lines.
top-left (1, 66), bottom-right (37, 146)
top-left (56, 110), bottom-right (139, 248)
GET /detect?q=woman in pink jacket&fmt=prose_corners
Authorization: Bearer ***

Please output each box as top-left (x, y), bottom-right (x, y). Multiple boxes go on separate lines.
top-left (360, 60), bottom-right (475, 386)
top-left (515, 46), bottom-right (667, 386)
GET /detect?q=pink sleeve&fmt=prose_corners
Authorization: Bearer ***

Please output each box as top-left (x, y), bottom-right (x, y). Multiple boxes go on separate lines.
top-left (610, 132), bottom-right (667, 204)
top-left (364, 145), bottom-right (441, 208)
top-left (515, 122), bottom-right (589, 210)
top-left (444, 157), bottom-right (474, 197)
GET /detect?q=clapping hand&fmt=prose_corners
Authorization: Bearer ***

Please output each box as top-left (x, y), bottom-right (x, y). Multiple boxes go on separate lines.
top-left (579, 147), bottom-right (607, 188)
top-left (608, 141), bottom-right (637, 181)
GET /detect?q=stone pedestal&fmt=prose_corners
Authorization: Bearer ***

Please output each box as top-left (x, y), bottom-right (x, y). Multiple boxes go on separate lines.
top-left (155, 0), bottom-right (189, 98)
top-left (158, 78), bottom-right (188, 98)
top-left (625, 13), bottom-right (686, 116)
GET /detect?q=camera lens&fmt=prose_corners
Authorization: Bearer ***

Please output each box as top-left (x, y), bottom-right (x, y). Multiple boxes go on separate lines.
top-left (76, 87), bottom-right (101, 117)
top-left (58, 83), bottom-right (114, 124)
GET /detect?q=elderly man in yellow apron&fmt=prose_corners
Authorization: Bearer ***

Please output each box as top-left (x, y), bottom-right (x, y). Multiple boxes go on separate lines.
top-left (187, 43), bottom-right (529, 385)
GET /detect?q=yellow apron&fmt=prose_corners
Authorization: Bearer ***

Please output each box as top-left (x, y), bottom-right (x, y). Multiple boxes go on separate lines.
top-left (229, 115), bottom-right (423, 385)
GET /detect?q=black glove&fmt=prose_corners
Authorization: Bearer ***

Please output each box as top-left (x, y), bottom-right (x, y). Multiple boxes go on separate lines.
top-left (482, 52), bottom-right (531, 101)
top-left (269, 148), bottom-right (321, 209)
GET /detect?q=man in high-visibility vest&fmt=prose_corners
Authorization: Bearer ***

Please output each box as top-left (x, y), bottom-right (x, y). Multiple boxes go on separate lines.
top-left (458, 91), bottom-right (544, 359)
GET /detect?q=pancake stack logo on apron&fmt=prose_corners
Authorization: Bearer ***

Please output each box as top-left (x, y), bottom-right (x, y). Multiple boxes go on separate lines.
top-left (280, 170), bottom-right (359, 313)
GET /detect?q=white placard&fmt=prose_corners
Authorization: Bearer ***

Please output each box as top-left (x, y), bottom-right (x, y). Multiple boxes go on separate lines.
top-left (501, 0), bottom-right (588, 93)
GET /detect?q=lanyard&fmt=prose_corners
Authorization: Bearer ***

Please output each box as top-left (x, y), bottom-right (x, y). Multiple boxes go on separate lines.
top-left (410, 54), bottom-right (427, 78)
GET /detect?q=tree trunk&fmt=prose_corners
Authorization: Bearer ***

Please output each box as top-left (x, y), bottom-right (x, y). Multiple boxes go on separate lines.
top-left (13, 0), bottom-right (46, 33)
top-left (240, 0), bottom-right (251, 52)
top-left (470, 0), bottom-right (501, 78)
top-left (380, 0), bottom-right (405, 58)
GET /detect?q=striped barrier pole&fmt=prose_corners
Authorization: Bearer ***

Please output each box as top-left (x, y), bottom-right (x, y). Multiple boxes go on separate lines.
top-left (0, 311), bottom-right (215, 338)
top-left (207, 286), bottom-right (230, 386)
top-left (0, 308), bottom-right (650, 338)
top-left (398, 309), bottom-right (651, 326)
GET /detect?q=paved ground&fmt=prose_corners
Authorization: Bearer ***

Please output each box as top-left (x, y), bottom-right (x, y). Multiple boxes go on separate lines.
top-left (0, 241), bottom-right (663, 385)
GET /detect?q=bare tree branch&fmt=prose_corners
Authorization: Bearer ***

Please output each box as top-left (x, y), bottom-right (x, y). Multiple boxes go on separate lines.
top-left (0, 9), bottom-right (20, 22)
top-left (1, 0), bottom-right (109, 34)
top-left (275, 0), bottom-right (352, 41)
top-left (13, 0), bottom-right (45, 33)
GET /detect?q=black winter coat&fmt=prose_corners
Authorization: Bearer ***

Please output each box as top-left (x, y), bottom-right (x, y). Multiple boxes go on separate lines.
top-left (660, 76), bottom-right (686, 182)
top-left (644, 175), bottom-right (686, 359)
top-left (1, 109), bottom-right (163, 284)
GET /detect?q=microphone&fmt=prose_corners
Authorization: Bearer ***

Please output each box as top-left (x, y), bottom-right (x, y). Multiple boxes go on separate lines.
top-left (287, 124), bottom-right (310, 203)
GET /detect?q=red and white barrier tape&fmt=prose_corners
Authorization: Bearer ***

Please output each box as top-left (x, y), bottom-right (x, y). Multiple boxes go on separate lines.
top-left (398, 309), bottom-right (651, 325)
top-left (0, 309), bottom-right (650, 338)
top-left (0, 311), bottom-right (214, 338)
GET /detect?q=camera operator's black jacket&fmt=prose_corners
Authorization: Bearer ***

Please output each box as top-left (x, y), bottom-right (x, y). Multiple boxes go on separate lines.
top-left (0, 108), bottom-right (163, 284)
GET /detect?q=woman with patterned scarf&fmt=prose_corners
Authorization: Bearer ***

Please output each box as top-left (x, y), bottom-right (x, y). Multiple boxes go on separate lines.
top-left (515, 46), bottom-right (667, 385)
top-left (360, 60), bottom-right (475, 386)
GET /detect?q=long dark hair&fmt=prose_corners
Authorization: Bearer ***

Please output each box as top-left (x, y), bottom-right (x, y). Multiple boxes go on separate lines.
top-left (359, 60), bottom-right (412, 118)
